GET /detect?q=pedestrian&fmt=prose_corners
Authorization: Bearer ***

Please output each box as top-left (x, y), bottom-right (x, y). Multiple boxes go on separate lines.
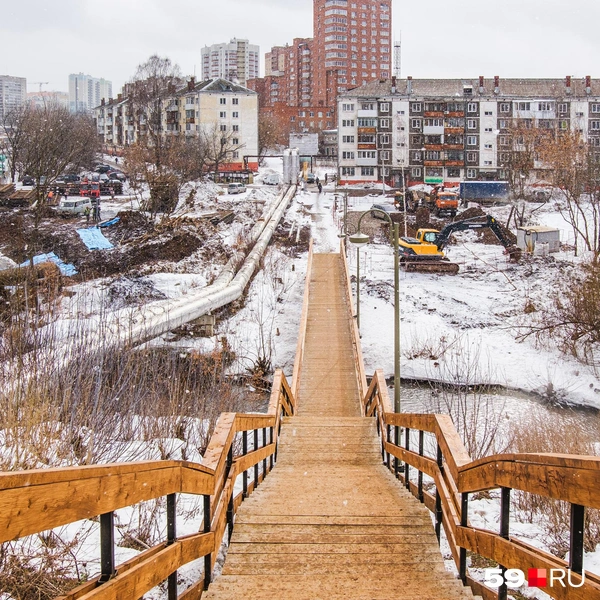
top-left (317, 182), bottom-right (323, 193)
top-left (115, 157), bottom-right (119, 165)
top-left (47, 190), bottom-right (54, 203)
top-left (325, 173), bottom-right (328, 183)
top-left (96, 203), bottom-right (101, 222)
top-left (109, 186), bottom-right (115, 200)
top-left (84, 206), bottom-right (91, 224)
top-left (316, 176), bottom-right (320, 185)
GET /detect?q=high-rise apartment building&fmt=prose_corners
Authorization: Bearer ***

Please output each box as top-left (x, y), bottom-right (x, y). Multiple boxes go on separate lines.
top-left (0, 75), bottom-right (27, 120)
top-left (313, 0), bottom-right (392, 108)
top-left (201, 39), bottom-right (260, 88)
top-left (69, 73), bottom-right (112, 113)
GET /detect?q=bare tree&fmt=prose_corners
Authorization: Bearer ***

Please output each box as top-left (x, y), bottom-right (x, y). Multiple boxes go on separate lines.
top-left (201, 124), bottom-right (245, 180)
top-left (258, 113), bottom-right (282, 162)
top-left (538, 129), bottom-right (600, 258)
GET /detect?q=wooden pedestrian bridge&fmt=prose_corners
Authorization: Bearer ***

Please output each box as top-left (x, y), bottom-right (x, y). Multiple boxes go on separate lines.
top-left (1, 248), bottom-right (599, 600)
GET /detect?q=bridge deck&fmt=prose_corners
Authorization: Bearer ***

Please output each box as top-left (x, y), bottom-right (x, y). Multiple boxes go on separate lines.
top-left (204, 253), bottom-right (478, 599)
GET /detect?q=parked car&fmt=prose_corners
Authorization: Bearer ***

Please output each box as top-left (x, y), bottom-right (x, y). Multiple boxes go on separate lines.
top-left (370, 203), bottom-right (398, 219)
top-left (57, 197), bottom-right (92, 215)
top-left (228, 182), bottom-right (246, 194)
top-left (21, 175), bottom-right (35, 186)
top-left (306, 173), bottom-right (316, 184)
top-left (95, 164), bottom-right (111, 174)
top-left (108, 171), bottom-right (126, 182)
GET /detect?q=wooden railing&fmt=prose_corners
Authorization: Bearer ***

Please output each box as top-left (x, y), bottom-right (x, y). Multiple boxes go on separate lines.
top-left (363, 370), bottom-right (600, 600)
top-left (0, 369), bottom-right (296, 600)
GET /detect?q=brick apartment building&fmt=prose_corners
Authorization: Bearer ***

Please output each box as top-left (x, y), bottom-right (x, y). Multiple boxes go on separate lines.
top-left (248, 0), bottom-right (392, 144)
top-left (337, 76), bottom-right (600, 186)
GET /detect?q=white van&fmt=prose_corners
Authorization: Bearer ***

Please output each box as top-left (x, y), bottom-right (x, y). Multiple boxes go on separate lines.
top-left (57, 197), bottom-right (92, 215)
top-left (264, 173), bottom-right (280, 185)
top-left (228, 183), bottom-right (246, 194)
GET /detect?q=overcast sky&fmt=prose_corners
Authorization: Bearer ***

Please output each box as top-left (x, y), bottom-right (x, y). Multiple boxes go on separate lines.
top-left (2, 0), bottom-right (598, 94)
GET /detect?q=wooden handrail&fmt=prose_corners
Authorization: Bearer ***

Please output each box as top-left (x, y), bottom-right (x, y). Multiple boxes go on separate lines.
top-left (291, 240), bottom-right (313, 400)
top-left (340, 241), bottom-right (369, 402)
top-left (362, 370), bottom-right (600, 600)
top-left (1, 368), bottom-right (296, 600)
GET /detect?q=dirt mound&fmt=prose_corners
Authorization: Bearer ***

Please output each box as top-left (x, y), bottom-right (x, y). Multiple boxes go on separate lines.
top-left (107, 276), bottom-right (167, 309)
top-left (272, 223), bottom-right (311, 256)
top-left (457, 206), bottom-right (486, 220)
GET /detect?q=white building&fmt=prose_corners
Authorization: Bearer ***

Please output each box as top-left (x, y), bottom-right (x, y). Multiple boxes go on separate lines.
top-left (0, 75), bottom-right (27, 120)
top-left (201, 39), bottom-right (260, 88)
top-left (27, 91), bottom-right (69, 110)
top-left (69, 73), bottom-right (112, 113)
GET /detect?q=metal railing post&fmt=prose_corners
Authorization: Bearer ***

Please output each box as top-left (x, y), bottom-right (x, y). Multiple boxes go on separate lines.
top-left (269, 427), bottom-right (274, 470)
top-left (203, 494), bottom-right (212, 590)
top-left (435, 444), bottom-right (443, 542)
top-left (570, 504), bottom-right (585, 575)
top-left (459, 492), bottom-right (468, 585)
top-left (418, 430), bottom-right (424, 503)
top-left (167, 493), bottom-right (177, 600)
top-left (99, 512), bottom-right (115, 583)
top-left (253, 429), bottom-right (259, 487)
top-left (226, 445), bottom-right (234, 543)
top-left (498, 487), bottom-right (511, 600)
top-left (242, 430), bottom-right (248, 498)
top-left (262, 428), bottom-right (268, 478)
top-left (404, 427), bottom-right (410, 490)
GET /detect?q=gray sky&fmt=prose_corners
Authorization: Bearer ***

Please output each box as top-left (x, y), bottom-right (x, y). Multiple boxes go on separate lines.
top-left (2, 0), bottom-right (598, 94)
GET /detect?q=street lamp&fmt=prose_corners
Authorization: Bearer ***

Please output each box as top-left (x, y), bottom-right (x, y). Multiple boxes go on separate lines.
top-left (350, 209), bottom-right (401, 414)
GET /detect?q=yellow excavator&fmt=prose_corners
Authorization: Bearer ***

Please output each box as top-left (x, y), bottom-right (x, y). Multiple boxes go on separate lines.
top-left (398, 215), bottom-right (521, 274)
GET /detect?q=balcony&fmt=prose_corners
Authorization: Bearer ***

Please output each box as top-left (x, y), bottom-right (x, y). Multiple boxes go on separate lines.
top-left (424, 144), bottom-right (443, 151)
top-left (444, 143), bottom-right (463, 150)
top-left (358, 127), bottom-right (377, 134)
top-left (424, 160), bottom-right (444, 167)
top-left (445, 127), bottom-right (464, 134)
top-left (356, 157), bottom-right (378, 166)
top-left (357, 144), bottom-right (376, 150)
top-left (423, 125), bottom-right (444, 135)
top-left (358, 109), bottom-right (378, 118)
top-left (424, 111), bottom-right (444, 118)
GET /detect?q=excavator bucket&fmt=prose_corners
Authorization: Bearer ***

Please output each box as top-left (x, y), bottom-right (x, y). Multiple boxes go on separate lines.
top-left (401, 260), bottom-right (460, 275)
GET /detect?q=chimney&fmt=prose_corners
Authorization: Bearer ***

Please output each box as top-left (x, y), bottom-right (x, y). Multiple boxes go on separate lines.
top-left (109, 97), bottom-right (113, 104)
top-left (101, 98), bottom-right (105, 106)
top-left (565, 75), bottom-right (572, 95)
top-left (586, 75), bottom-right (592, 95)
top-left (187, 77), bottom-right (196, 91)
top-left (117, 93), bottom-right (122, 102)
top-left (494, 76), bottom-right (500, 95)
top-left (407, 76), bottom-right (412, 95)
top-left (391, 76), bottom-right (397, 94)
top-left (479, 76), bottom-right (484, 94)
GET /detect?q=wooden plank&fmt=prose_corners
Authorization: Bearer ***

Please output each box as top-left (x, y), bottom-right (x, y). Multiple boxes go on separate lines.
top-left (383, 442), bottom-right (438, 478)
top-left (234, 414), bottom-right (276, 431)
top-left (0, 466), bottom-right (182, 544)
top-left (234, 443), bottom-right (275, 475)
top-left (434, 414), bottom-right (472, 481)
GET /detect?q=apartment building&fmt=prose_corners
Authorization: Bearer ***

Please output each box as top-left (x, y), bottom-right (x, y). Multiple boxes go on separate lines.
top-left (69, 73), bottom-right (112, 113)
top-left (201, 39), bottom-right (260, 88)
top-left (27, 91), bottom-right (69, 110)
top-left (338, 76), bottom-right (600, 186)
top-left (313, 0), bottom-right (392, 108)
top-left (0, 75), bottom-right (27, 120)
top-left (95, 78), bottom-right (258, 171)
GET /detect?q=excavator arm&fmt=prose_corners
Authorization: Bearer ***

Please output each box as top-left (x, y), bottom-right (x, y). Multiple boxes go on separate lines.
top-left (435, 215), bottom-right (512, 251)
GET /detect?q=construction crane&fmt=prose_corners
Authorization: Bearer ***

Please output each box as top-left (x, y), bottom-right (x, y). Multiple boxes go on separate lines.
top-left (31, 82), bottom-right (49, 92)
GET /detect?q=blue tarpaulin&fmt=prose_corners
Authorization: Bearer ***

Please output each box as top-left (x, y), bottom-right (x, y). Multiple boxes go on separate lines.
top-left (20, 252), bottom-right (78, 277)
top-left (98, 217), bottom-right (120, 228)
top-left (76, 227), bottom-right (114, 250)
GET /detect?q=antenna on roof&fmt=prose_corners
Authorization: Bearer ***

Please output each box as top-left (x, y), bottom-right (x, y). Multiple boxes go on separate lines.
top-left (393, 34), bottom-right (401, 80)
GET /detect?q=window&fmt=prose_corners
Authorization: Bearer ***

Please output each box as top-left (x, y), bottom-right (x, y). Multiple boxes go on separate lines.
top-left (484, 111), bottom-right (493, 116)
top-left (516, 102), bottom-right (531, 111)
top-left (411, 167), bottom-right (422, 177)
top-left (467, 136), bottom-right (477, 146)
top-left (411, 102), bottom-right (422, 112)
top-left (467, 168), bottom-right (477, 178)
top-left (341, 167), bottom-right (355, 176)
top-left (219, 111), bottom-right (226, 118)
top-left (232, 138), bottom-right (239, 145)
top-left (358, 117), bottom-right (377, 127)
top-left (342, 119), bottom-right (355, 127)
top-left (379, 134), bottom-right (390, 144)
top-left (538, 102), bottom-right (553, 111)
top-left (380, 150), bottom-right (390, 160)
top-left (447, 167), bottom-right (461, 178)
top-left (232, 152), bottom-right (239, 158)
top-left (380, 118), bottom-right (390, 127)
top-left (499, 136), bottom-right (509, 146)
top-left (499, 119), bottom-right (508, 129)
top-left (591, 104), bottom-right (600, 114)
top-left (232, 112), bottom-right (239, 118)
top-left (467, 152), bottom-right (477, 161)
top-left (361, 102), bottom-right (375, 110)
top-left (484, 143), bottom-right (493, 149)
top-left (233, 125), bottom-right (239, 131)
top-left (220, 98), bottom-right (226, 105)
top-left (467, 102), bottom-right (478, 113)
top-left (358, 151), bottom-right (376, 158)
top-left (591, 121), bottom-right (600, 130)
top-left (425, 151), bottom-right (441, 160)
top-left (361, 166), bottom-right (374, 176)
top-left (380, 102), bottom-right (390, 112)
top-left (424, 118), bottom-right (443, 127)
top-left (559, 120), bottom-right (568, 130)
top-left (232, 98), bottom-right (239, 105)
top-left (558, 103), bottom-right (568, 114)
top-left (411, 118), bottom-right (422, 130)
top-left (342, 151), bottom-right (355, 159)
top-left (220, 125), bottom-right (227, 131)
top-left (342, 103), bottom-right (355, 111)
top-left (500, 103), bottom-right (511, 113)
top-left (467, 119), bottom-right (477, 130)
top-left (483, 160), bottom-right (492, 166)
top-left (342, 135), bottom-right (355, 143)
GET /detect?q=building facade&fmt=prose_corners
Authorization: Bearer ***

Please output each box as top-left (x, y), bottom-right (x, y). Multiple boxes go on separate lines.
top-left (201, 39), bottom-right (260, 88)
top-left (27, 91), bottom-right (69, 110)
top-left (0, 75), bottom-right (27, 120)
top-left (69, 73), bottom-right (112, 113)
top-left (338, 76), bottom-right (600, 186)
top-left (312, 0), bottom-right (392, 108)
top-left (94, 78), bottom-right (258, 171)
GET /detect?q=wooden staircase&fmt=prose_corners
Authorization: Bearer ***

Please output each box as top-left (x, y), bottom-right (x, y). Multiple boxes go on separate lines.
top-left (204, 254), bottom-right (479, 599)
